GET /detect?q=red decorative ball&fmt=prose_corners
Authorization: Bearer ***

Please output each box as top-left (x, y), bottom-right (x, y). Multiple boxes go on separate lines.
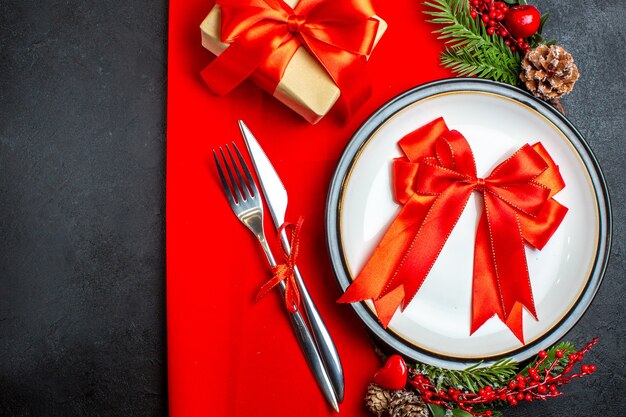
top-left (504, 5), bottom-right (541, 39)
top-left (373, 355), bottom-right (408, 390)
top-left (538, 350), bottom-right (547, 359)
top-left (555, 350), bottom-right (564, 359)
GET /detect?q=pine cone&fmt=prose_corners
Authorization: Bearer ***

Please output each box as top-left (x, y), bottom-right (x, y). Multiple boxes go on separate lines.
top-left (520, 44), bottom-right (579, 100)
top-left (387, 390), bottom-right (429, 417)
top-left (365, 383), bottom-right (394, 417)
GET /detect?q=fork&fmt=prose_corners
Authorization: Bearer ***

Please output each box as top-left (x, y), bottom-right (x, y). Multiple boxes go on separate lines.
top-left (213, 143), bottom-right (339, 412)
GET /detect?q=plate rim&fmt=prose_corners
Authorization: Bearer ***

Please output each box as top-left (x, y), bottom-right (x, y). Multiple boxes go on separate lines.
top-left (325, 78), bottom-right (612, 368)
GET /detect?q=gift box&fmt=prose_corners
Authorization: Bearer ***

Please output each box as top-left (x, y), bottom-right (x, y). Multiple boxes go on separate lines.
top-left (200, 0), bottom-right (387, 124)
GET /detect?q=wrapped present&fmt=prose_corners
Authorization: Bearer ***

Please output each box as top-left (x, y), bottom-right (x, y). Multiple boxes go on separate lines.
top-left (200, 0), bottom-right (387, 124)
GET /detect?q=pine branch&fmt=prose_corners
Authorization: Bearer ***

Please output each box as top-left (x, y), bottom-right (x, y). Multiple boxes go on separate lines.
top-left (441, 46), bottom-right (520, 85)
top-left (414, 358), bottom-right (519, 393)
top-left (424, 0), bottom-right (522, 85)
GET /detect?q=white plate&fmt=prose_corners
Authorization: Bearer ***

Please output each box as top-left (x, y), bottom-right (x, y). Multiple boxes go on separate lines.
top-left (326, 79), bottom-right (611, 368)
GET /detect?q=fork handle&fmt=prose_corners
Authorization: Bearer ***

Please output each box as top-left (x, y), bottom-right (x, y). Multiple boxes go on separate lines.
top-left (257, 237), bottom-right (340, 412)
top-left (280, 232), bottom-right (345, 403)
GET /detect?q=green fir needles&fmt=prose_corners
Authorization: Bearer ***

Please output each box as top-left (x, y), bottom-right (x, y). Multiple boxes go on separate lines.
top-left (424, 0), bottom-right (522, 85)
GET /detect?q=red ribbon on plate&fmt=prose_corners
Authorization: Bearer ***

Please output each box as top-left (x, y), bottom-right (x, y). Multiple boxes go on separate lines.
top-left (338, 117), bottom-right (568, 343)
top-left (256, 217), bottom-right (304, 312)
top-left (201, 0), bottom-right (380, 116)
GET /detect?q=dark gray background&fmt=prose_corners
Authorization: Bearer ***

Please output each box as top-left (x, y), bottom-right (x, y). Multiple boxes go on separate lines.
top-left (0, 0), bottom-right (623, 416)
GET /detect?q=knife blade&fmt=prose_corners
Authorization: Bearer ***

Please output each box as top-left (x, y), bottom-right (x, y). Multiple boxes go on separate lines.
top-left (239, 120), bottom-right (345, 404)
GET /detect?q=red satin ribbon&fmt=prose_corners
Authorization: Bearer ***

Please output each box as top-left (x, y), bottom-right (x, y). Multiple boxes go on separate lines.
top-left (201, 0), bottom-right (380, 117)
top-left (339, 118), bottom-right (568, 343)
top-left (256, 217), bottom-right (304, 312)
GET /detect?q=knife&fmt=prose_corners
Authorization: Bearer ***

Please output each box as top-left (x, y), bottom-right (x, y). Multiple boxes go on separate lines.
top-left (239, 120), bottom-right (345, 405)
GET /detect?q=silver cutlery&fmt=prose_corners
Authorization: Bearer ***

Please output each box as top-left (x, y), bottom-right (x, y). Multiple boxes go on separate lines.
top-left (239, 120), bottom-right (345, 403)
top-left (213, 142), bottom-right (340, 412)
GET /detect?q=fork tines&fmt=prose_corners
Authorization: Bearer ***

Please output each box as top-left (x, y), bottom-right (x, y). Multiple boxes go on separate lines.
top-left (213, 142), bottom-right (259, 206)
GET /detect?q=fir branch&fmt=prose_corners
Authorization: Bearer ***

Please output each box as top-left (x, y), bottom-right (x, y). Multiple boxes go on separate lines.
top-left (424, 0), bottom-right (522, 85)
top-left (414, 358), bottom-right (518, 393)
top-left (441, 46), bottom-right (520, 85)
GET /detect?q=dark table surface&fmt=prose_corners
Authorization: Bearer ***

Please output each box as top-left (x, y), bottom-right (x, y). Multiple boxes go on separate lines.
top-left (0, 0), bottom-right (624, 416)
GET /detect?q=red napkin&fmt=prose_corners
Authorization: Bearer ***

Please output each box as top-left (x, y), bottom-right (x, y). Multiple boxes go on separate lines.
top-left (166, 1), bottom-right (449, 415)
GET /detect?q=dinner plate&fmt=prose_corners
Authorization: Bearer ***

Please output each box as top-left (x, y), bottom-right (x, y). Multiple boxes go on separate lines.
top-left (326, 79), bottom-right (611, 368)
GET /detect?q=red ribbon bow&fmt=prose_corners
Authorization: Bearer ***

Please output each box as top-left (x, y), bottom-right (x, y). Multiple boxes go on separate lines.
top-left (339, 118), bottom-right (568, 343)
top-left (201, 0), bottom-right (380, 116)
top-left (256, 217), bottom-right (304, 312)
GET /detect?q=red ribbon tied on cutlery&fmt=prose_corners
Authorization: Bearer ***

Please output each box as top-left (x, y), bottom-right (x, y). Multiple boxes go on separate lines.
top-left (338, 118), bottom-right (568, 343)
top-left (256, 217), bottom-right (304, 312)
top-left (201, 0), bottom-right (380, 116)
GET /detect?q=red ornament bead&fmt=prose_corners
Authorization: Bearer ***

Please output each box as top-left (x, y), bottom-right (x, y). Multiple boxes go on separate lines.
top-left (482, 14), bottom-right (490, 23)
top-left (489, 11), bottom-right (497, 19)
top-left (516, 393), bottom-right (524, 401)
top-left (505, 39), bottom-right (511, 46)
top-left (568, 353), bottom-right (577, 362)
top-left (470, 10), bottom-right (478, 18)
top-left (532, 373), bottom-right (541, 381)
top-left (538, 350), bottom-right (547, 359)
top-left (555, 350), bottom-right (564, 359)
top-left (510, 399), bottom-right (518, 406)
top-left (589, 365), bottom-right (597, 373)
top-left (516, 375), bottom-right (525, 382)
top-left (485, 411), bottom-right (492, 417)
top-left (510, 46), bottom-right (517, 51)
top-left (508, 381), bottom-right (517, 389)
top-left (537, 385), bottom-right (547, 394)
top-left (582, 365), bottom-right (590, 373)
top-left (487, 27), bottom-right (495, 35)
top-left (504, 5), bottom-right (541, 39)
top-left (525, 393), bottom-right (533, 402)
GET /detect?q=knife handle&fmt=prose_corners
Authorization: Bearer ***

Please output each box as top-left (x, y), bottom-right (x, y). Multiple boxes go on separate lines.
top-left (280, 232), bottom-right (345, 403)
top-left (257, 236), bottom-right (340, 412)
top-left (284, 289), bottom-right (340, 412)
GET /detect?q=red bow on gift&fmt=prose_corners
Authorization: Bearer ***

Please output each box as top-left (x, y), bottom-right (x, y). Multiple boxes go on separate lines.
top-left (339, 118), bottom-right (568, 343)
top-left (201, 0), bottom-right (380, 116)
